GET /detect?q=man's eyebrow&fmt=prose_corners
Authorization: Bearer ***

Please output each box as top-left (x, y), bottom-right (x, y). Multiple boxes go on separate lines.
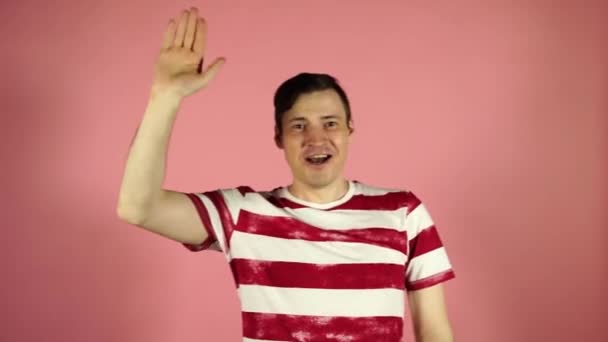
top-left (287, 116), bottom-right (307, 122)
top-left (287, 114), bottom-right (342, 122)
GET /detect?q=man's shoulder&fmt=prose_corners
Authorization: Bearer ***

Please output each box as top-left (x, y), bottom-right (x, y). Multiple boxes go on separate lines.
top-left (352, 180), bottom-right (424, 208)
top-left (353, 180), bottom-right (411, 196)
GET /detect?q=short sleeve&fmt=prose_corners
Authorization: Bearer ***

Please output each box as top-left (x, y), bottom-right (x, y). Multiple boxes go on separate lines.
top-left (404, 192), bottom-right (455, 291)
top-left (182, 187), bottom-right (251, 253)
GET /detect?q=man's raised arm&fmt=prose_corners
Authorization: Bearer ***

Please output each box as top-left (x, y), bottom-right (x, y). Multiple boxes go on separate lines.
top-left (116, 7), bottom-right (225, 245)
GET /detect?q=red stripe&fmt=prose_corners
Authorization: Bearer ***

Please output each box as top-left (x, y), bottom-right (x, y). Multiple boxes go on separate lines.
top-left (334, 191), bottom-right (411, 211)
top-left (242, 312), bottom-right (403, 341)
top-left (407, 269), bottom-right (456, 291)
top-left (236, 186), bottom-right (256, 196)
top-left (183, 193), bottom-right (217, 251)
top-left (231, 259), bottom-right (405, 289)
top-left (407, 225), bottom-right (444, 258)
top-left (402, 190), bottom-right (422, 209)
top-left (183, 237), bottom-right (214, 252)
top-left (236, 211), bottom-right (407, 254)
top-left (205, 190), bottom-right (235, 252)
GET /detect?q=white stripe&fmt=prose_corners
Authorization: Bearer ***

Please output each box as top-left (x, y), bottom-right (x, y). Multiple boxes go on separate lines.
top-left (231, 231), bottom-right (407, 264)
top-left (198, 194), bottom-right (228, 253)
top-left (239, 285), bottom-right (405, 317)
top-left (405, 203), bottom-right (434, 238)
top-left (406, 247), bottom-right (452, 281)
top-left (240, 193), bottom-right (406, 231)
top-left (219, 188), bottom-right (247, 225)
top-left (288, 208), bottom-right (406, 231)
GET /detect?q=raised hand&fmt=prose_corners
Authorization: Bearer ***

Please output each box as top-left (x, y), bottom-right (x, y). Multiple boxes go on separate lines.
top-left (151, 7), bottom-right (225, 98)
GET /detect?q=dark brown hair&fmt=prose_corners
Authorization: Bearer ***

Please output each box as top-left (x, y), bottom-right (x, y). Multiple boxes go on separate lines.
top-left (273, 73), bottom-right (352, 139)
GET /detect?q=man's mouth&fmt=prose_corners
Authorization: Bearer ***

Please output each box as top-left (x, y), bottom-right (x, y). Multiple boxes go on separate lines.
top-left (305, 154), bottom-right (333, 165)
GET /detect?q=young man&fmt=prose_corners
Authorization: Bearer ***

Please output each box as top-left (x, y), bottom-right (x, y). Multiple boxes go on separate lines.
top-left (117, 7), bottom-right (455, 342)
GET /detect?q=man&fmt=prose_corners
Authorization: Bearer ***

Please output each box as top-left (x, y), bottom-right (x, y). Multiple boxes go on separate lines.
top-left (117, 7), bottom-right (455, 342)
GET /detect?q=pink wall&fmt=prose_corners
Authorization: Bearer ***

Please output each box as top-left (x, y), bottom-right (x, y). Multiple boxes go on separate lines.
top-left (2, 0), bottom-right (606, 341)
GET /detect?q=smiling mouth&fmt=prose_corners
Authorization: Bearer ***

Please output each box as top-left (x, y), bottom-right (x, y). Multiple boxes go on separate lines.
top-left (305, 154), bottom-right (333, 165)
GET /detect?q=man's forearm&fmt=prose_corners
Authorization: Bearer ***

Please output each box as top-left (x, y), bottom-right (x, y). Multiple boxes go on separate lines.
top-left (415, 327), bottom-right (454, 342)
top-left (117, 89), bottom-right (182, 221)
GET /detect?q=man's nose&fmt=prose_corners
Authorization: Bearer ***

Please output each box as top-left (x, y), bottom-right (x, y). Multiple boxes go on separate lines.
top-left (304, 126), bottom-right (328, 145)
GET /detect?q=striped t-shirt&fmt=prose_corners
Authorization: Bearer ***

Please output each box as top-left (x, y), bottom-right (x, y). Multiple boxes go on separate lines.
top-left (184, 180), bottom-right (455, 342)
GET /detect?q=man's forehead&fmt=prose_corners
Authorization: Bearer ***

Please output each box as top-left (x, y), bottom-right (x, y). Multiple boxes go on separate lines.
top-left (285, 92), bottom-right (347, 121)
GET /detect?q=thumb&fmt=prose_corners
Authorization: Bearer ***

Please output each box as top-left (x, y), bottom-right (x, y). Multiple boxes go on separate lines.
top-left (197, 57), bottom-right (226, 88)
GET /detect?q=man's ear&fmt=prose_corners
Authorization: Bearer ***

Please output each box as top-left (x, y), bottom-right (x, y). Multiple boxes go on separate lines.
top-left (348, 120), bottom-right (355, 135)
top-left (274, 127), bottom-right (283, 149)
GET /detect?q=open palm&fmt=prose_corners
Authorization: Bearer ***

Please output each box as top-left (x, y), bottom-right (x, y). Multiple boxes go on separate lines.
top-left (152, 7), bottom-right (225, 98)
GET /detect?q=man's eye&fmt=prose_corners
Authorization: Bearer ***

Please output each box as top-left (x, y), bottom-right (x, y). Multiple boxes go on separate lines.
top-left (325, 121), bottom-right (338, 128)
top-left (292, 124), bottom-right (304, 130)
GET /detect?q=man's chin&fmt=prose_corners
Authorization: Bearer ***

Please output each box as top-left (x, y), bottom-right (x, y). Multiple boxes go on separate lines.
top-left (299, 173), bottom-right (341, 189)
top-left (288, 162), bottom-right (345, 188)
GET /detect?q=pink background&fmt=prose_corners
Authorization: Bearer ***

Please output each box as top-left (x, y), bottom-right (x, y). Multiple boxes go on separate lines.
top-left (2, 0), bottom-right (607, 341)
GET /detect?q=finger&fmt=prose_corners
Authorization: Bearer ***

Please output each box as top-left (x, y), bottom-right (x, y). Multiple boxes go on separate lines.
top-left (184, 7), bottom-right (198, 50)
top-left (161, 19), bottom-right (176, 50)
top-left (173, 10), bottom-right (190, 47)
top-left (192, 18), bottom-right (207, 55)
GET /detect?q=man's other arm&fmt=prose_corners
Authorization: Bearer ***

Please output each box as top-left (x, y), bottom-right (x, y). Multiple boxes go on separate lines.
top-left (408, 284), bottom-right (454, 342)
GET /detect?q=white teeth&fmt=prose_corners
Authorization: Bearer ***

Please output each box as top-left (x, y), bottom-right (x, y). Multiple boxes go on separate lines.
top-left (309, 154), bottom-right (328, 158)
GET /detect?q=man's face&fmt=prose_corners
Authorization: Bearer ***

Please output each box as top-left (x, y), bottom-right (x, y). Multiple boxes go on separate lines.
top-left (276, 89), bottom-right (353, 189)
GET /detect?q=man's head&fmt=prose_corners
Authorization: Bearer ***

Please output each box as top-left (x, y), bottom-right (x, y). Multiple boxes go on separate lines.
top-left (273, 73), bottom-right (354, 189)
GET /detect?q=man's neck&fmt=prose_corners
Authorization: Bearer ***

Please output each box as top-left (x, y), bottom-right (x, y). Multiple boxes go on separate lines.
top-left (287, 178), bottom-right (350, 204)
